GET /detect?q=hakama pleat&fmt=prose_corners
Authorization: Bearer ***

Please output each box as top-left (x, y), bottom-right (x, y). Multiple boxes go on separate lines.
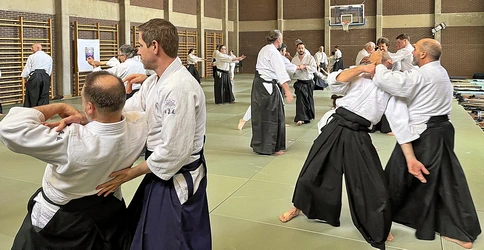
top-left (250, 71), bottom-right (285, 155)
top-left (292, 107), bottom-right (391, 249)
top-left (187, 64), bottom-right (201, 83)
top-left (214, 69), bottom-right (234, 104)
top-left (128, 150), bottom-right (211, 250)
top-left (12, 189), bottom-right (130, 250)
top-left (385, 116), bottom-right (481, 242)
top-left (294, 79), bottom-right (315, 123)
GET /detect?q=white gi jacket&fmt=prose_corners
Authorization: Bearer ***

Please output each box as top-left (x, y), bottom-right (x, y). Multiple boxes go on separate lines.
top-left (292, 53), bottom-right (317, 80)
top-left (390, 43), bottom-right (414, 71)
top-left (124, 57), bottom-right (206, 205)
top-left (107, 58), bottom-right (146, 91)
top-left (187, 54), bottom-right (203, 65)
top-left (328, 70), bottom-right (391, 125)
top-left (314, 51), bottom-right (328, 66)
top-left (0, 107), bottom-right (148, 228)
top-left (373, 61), bottom-right (453, 144)
top-left (355, 49), bottom-right (370, 66)
top-left (256, 44), bottom-right (291, 94)
top-left (21, 51), bottom-right (53, 78)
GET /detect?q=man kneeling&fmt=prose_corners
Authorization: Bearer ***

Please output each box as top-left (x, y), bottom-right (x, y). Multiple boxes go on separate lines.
top-left (0, 71), bottom-right (148, 250)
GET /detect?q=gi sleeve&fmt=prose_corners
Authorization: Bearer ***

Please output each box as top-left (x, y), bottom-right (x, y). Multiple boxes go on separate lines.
top-left (384, 97), bottom-right (420, 144)
top-left (283, 57), bottom-right (297, 75)
top-left (124, 75), bottom-right (155, 112)
top-left (271, 51), bottom-right (290, 85)
top-left (146, 88), bottom-right (199, 180)
top-left (0, 107), bottom-right (69, 165)
top-left (373, 64), bottom-right (422, 99)
top-left (47, 57), bottom-right (53, 76)
top-left (21, 55), bottom-right (33, 78)
top-left (327, 70), bottom-right (350, 95)
top-left (389, 49), bottom-right (412, 64)
top-left (306, 56), bottom-right (318, 74)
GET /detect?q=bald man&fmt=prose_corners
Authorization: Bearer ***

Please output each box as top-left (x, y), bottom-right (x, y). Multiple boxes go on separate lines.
top-left (373, 38), bottom-right (481, 249)
top-left (0, 71), bottom-right (148, 249)
top-left (21, 43), bottom-right (53, 107)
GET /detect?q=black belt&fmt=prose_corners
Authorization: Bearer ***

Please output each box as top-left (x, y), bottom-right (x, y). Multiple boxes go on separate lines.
top-left (216, 68), bottom-right (229, 74)
top-left (333, 107), bottom-right (372, 132)
top-left (426, 115), bottom-right (449, 128)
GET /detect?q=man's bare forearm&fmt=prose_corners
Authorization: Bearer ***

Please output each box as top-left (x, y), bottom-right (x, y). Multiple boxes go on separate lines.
top-left (335, 64), bottom-right (374, 82)
top-left (34, 103), bottom-right (71, 120)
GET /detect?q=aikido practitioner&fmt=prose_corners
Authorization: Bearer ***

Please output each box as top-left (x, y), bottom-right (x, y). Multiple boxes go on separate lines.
top-left (95, 19), bottom-right (211, 250)
top-left (214, 45), bottom-right (245, 104)
top-left (373, 38), bottom-right (481, 249)
top-left (0, 71), bottom-right (148, 250)
top-left (21, 43), bottom-right (52, 107)
top-left (250, 30), bottom-right (294, 155)
top-left (187, 48), bottom-right (205, 83)
top-left (291, 41), bottom-right (317, 125)
top-left (280, 51), bottom-right (395, 250)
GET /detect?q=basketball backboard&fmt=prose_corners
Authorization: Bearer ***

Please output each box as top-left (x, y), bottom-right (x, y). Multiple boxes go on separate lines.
top-left (329, 4), bottom-right (365, 26)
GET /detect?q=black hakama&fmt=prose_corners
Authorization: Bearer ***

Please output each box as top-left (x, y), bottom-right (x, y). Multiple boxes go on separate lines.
top-left (214, 69), bottom-right (235, 104)
top-left (12, 188), bottom-right (130, 250)
top-left (250, 71), bottom-right (286, 155)
top-left (292, 107), bottom-right (391, 250)
top-left (24, 69), bottom-right (50, 107)
top-left (127, 150), bottom-right (211, 250)
top-left (332, 59), bottom-right (344, 72)
top-left (385, 115), bottom-right (481, 242)
top-left (294, 79), bottom-right (315, 123)
top-left (373, 114), bottom-right (392, 134)
top-left (313, 74), bottom-right (328, 91)
top-left (187, 64), bottom-right (201, 83)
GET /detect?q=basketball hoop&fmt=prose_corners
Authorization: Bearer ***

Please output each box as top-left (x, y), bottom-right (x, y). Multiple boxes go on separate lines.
top-left (342, 21), bottom-right (350, 33)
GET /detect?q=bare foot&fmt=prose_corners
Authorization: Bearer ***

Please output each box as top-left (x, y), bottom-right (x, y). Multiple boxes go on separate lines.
top-left (387, 232), bottom-right (394, 242)
top-left (386, 132), bottom-right (394, 136)
top-left (285, 124), bottom-right (289, 127)
top-left (274, 150), bottom-right (285, 155)
top-left (443, 236), bottom-right (472, 249)
top-left (279, 207), bottom-right (301, 222)
top-left (237, 119), bottom-right (246, 130)
top-left (296, 121), bottom-right (303, 126)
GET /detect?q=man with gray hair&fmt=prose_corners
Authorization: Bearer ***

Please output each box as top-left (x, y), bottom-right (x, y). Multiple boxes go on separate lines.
top-left (355, 41), bottom-right (375, 65)
top-left (251, 30), bottom-right (294, 155)
top-left (88, 44), bottom-right (146, 99)
top-left (0, 71), bottom-right (148, 249)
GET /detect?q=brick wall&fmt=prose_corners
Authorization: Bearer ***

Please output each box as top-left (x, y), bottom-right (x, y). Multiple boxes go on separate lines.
top-left (283, 30), bottom-right (324, 57)
top-left (204, 0), bottom-right (222, 19)
top-left (382, 28), bottom-right (432, 51)
top-left (239, 31), bottom-right (268, 73)
top-left (0, 10), bottom-right (56, 103)
top-left (442, 0), bottom-right (484, 13)
top-left (331, 29), bottom-right (376, 67)
top-left (70, 17), bottom-right (119, 94)
top-left (441, 26), bottom-right (484, 78)
top-left (239, 0), bottom-right (277, 21)
top-left (283, 0), bottom-right (324, 19)
top-left (130, 0), bottom-right (164, 9)
top-left (383, 0), bottom-right (434, 15)
top-left (173, 0), bottom-right (198, 15)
